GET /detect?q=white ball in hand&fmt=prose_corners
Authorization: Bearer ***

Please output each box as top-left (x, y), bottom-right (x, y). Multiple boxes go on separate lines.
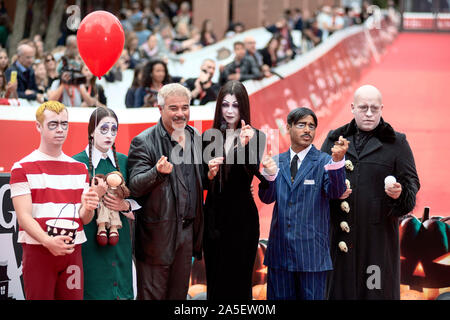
top-left (384, 175), bottom-right (396, 189)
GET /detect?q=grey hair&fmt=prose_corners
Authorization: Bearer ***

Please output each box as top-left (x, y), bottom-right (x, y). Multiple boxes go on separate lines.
top-left (17, 44), bottom-right (34, 56)
top-left (157, 83), bottom-right (192, 107)
top-left (66, 35), bottom-right (77, 46)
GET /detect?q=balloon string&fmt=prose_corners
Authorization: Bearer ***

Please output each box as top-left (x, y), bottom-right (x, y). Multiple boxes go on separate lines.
top-left (93, 108), bottom-right (97, 182)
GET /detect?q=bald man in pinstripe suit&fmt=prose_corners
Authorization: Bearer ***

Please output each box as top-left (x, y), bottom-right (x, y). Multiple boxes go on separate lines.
top-left (259, 108), bottom-right (348, 300)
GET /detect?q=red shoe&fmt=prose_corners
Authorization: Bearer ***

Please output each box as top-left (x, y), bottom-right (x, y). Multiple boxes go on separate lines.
top-left (108, 231), bottom-right (119, 246)
top-left (96, 230), bottom-right (108, 246)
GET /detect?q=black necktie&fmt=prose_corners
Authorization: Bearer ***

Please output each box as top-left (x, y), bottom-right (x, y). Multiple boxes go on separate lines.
top-left (290, 154), bottom-right (298, 183)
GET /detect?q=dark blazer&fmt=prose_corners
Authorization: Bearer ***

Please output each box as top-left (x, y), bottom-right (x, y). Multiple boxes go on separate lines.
top-left (259, 145), bottom-right (346, 272)
top-left (5, 61), bottom-right (38, 100)
top-left (133, 86), bottom-right (157, 108)
top-left (258, 47), bottom-right (278, 68)
top-left (219, 56), bottom-right (262, 86)
top-left (127, 119), bottom-right (204, 265)
top-left (321, 118), bottom-right (420, 299)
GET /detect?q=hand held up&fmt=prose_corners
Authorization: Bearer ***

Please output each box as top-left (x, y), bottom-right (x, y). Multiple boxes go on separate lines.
top-left (156, 156), bottom-right (173, 174)
top-left (331, 136), bottom-right (349, 162)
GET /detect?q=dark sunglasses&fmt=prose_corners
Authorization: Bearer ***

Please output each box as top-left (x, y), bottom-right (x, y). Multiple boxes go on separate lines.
top-left (45, 57), bottom-right (55, 62)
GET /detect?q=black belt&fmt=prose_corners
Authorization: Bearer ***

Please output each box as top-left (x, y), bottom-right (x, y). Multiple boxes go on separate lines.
top-left (182, 218), bottom-right (194, 229)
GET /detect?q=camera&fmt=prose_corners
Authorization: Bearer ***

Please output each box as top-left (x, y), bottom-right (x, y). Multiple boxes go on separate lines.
top-left (143, 88), bottom-right (158, 107)
top-left (60, 57), bottom-right (86, 85)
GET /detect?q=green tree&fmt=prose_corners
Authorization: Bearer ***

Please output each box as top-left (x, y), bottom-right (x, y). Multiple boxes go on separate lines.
top-left (44, 0), bottom-right (66, 52)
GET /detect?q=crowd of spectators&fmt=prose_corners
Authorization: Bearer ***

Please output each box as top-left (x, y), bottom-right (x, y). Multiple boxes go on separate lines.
top-left (0, 1), bottom-right (376, 108)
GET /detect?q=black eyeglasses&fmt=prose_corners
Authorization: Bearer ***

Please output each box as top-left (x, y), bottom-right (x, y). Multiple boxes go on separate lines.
top-left (45, 57), bottom-right (55, 62)
top-left (99, 123), bottom-right (118, 136)
top-left (47, 121), bottom-right (69, 130)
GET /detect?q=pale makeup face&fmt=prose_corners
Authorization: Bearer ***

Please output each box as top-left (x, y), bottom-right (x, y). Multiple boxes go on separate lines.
top-left (91, 116), bottom-right (118, 153)
top-left (351, 89), bottom-right (383, 131)
top-left (221, 94), bottom-right (240, 129)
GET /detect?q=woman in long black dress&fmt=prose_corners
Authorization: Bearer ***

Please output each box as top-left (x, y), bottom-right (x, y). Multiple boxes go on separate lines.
top-left (203, 80), bottom-right (266, 300)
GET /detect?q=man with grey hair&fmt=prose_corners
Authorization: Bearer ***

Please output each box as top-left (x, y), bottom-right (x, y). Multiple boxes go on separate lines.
top-left (5, 44), bottom-right (43, 102)
top-left (128, 83), bottom-right (205, 300)
top-left (321, 84), bottom-right (420, 299)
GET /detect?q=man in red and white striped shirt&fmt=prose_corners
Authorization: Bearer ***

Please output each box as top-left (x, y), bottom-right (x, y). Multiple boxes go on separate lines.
top-left (10, 101), bottom-right (99, 300)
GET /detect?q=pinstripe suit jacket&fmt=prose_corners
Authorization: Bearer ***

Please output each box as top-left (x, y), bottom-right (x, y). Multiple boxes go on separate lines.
top-left (259, 145), bottom-right (346, 272)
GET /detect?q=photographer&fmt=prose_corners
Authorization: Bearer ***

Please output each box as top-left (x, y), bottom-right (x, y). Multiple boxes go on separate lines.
top-left (80, 64), bottom-right (106, 108)
top-left (47, 61), bottom-right (99, 107)
top-left (183, 58), bottom-right (219, 106)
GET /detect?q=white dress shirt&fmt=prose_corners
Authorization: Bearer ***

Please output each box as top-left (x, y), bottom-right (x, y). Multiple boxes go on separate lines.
top-left (262, 145), bottom-right (345, 181)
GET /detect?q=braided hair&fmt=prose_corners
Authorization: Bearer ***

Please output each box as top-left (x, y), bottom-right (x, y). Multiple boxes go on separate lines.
top-left (87, 107), bottom-right (120, 181)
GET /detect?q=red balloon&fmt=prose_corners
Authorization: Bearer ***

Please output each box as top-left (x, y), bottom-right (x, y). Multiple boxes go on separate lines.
top-left (77, 11), bottom-right (125, 78)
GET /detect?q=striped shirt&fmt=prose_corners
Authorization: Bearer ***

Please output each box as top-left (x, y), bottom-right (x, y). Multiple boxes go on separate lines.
top-left (10, 150), bottom-right (89, 245)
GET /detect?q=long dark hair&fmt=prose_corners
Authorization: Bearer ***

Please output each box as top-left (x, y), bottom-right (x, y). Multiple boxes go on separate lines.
top-left (131, 62), bottom-right (145, 88)
top-left (200, 19), bottom-right (216, 46)
top-left (213, 80), bottom-right (251, 131)
top-left (142, 59), bottom-right (171, 88)
top-left (0, 70), bottom-right (6, 92)
top-left (87, 107), bottom-right (120, 179)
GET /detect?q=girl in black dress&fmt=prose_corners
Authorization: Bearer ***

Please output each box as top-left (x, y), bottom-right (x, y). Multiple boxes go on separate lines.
top-left (203, 80), bottom-right (266, 300)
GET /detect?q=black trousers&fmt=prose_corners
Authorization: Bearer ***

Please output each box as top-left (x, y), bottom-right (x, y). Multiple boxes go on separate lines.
top-left (136, 223), bottom-right (193, 300)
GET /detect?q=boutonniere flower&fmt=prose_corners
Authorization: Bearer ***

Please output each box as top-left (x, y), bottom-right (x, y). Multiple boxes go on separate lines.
top-left (345, 160), bottom-right (354, 171)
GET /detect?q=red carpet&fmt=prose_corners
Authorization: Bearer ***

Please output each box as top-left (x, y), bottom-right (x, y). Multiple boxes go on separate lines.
top-left (316, 32), bottom-right (450, 220)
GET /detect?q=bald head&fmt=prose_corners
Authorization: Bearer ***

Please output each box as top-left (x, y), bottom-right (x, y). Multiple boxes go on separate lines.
top-left (244, 36), bottom-right (256, 54)
top-left (353, 85), bottom-right (382, 105)
top-left (200, 58), bottom-right (216, 78)
top-left (17, 44), bottom-right (35, 68)
top-left (351, 85), bottom-right (384, 131)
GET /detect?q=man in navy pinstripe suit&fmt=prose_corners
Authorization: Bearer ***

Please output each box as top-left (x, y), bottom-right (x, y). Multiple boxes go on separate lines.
top-left (259, 107), bottom-right (348, 300)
